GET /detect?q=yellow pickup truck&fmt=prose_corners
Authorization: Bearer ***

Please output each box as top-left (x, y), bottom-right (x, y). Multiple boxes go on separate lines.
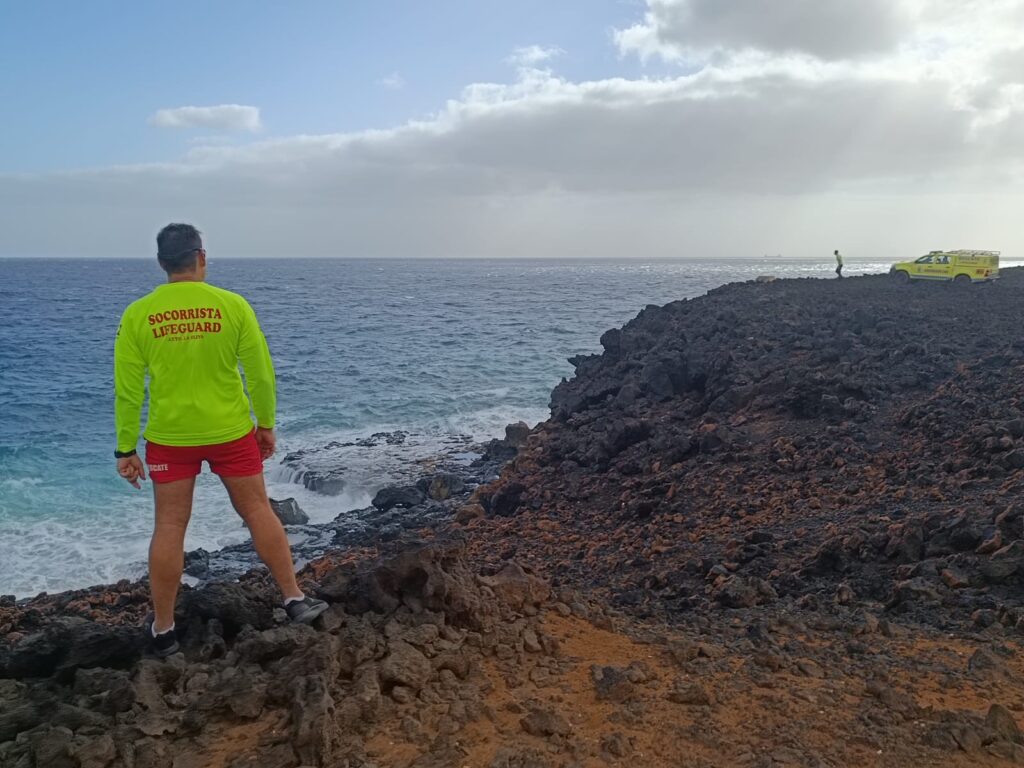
top-left (890, 250), bottom-right (1000, 284)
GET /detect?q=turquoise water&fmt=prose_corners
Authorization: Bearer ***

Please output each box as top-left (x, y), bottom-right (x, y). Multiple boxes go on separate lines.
top-left (0, 257), bottom-right (893, 596)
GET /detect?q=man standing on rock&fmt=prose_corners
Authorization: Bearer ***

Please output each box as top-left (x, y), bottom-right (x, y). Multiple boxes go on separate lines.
top-left (834, 249), bottom-right (844, 278)
top-left (114, 223), bottom-right (327, 657)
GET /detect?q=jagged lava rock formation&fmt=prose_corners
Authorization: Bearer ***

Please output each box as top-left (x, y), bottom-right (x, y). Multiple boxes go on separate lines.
top-left (470, 270), bottom-right (1024, 628)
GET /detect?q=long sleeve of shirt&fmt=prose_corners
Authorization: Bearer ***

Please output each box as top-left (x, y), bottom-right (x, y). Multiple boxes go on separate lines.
top-left (113, 311), bottom-right (146, 453)
top-left (237, 301), bottom-right (276, 429)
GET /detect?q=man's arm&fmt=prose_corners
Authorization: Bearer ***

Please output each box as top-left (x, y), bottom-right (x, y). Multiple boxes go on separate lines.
top-left (114, 312), bottom-right (146, 451)
top-left (114, 312), bottom-right (148, 486)
top-left (238, 300), bottom-right (277, 431)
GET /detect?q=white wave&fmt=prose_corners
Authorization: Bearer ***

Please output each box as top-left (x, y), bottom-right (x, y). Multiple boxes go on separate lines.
top-left (258, 405), bottom-right (550, 529)
top-left (0, 502), bottom-right (151, 596)
top-left (1, 405), bottom-right (547, 597)
top-left (0, 476), bottom-right (44, 490)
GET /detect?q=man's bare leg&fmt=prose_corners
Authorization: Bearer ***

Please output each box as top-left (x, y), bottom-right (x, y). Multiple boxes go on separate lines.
top-left (220, 473), bottom-right (303, 601)
top-left (150, 476), bottom-right (196, 633)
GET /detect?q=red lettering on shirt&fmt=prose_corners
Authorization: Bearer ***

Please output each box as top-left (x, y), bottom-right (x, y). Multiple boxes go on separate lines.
top-left (148, 306), bottom-right (224, 340)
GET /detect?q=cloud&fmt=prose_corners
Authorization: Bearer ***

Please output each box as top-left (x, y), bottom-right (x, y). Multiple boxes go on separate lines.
top-left (614, 0), bottom-right (1024, 75)
top-left (3, 2), bottom-right (1024, 258)
top-left (615, 0), bottom-right (911, 61)
top-left (990, 46), bottom-right (1024, 85)
top-left (506, 45), bottom-right (564, 68)
top-left (149, 105), bottom-right (262, 132)
top-left (378, 72), bottom-right (406, 90)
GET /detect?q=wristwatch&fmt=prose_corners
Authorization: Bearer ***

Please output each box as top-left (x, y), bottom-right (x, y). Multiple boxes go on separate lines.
top-left (114, 449), bottom-right (137, 459)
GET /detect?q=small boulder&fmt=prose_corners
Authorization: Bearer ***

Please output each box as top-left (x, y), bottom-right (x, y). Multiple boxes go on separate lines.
top-left (982, 541), bottom-right (1024, 583)
top-left (181, 581), bottom-right (275, 633)
top-left (73, 667), bottom-right (136, 714)
top-left (505, 422), bottom-right (532, 448)
top-left (490, 482), bottom-right (526, 517)
top-left (522, 628), bottom-right (542, 654)
top-left (455, 503), bottom-right (485, 524)
top-left (986, 704), bottom-right (1022, 743)
top-left (234, 624), bottom-right (317, 665)
top-left (269, 498), bottom-right (309, 526)
top-left (1003, 450), bottom-right (1024, 470)
top-left (71, 734), bottom-right (116, 768)
top-left (590, 665), bottom-right (637, 703)
top-left (427, 473), bottom-right (466, 501)
top-left (796, 660), bottom-right (825, 679)
top-left (183, 548), bottom-right (211, 579)
top-left (973, 609), bottom-right (998, 628)
top-left (372, 486), bottom-right (426, 511)
top-left (0, 700), bottom-right (47, 742)
top-left (667, 679), bottom-right (712, 706)
top-left (380, 641), bottom-right (433, 692)
top-left (949, 724), bottom-right (982, 753)
top-left (520, 708), bottom-right (572, 738)
top-left (713, 576), bottom-right (776, 608)
top-left (640, 362), bottom-right (675, 399)
top-left (615, 383), bottom-right (641, 408)
top-left (940, 567), bottom-right (971, 589)
top-left (968, 648), bottom-right (1004, 676)
top-left (477, 562), bottom-right (550, 609)
top-left (889, 578), bottom-right (943, 607)
top-left (601, 732), bottom-right (633, 758)
top-left (29, 725), bottom-right (75, 768)
top-left (836, 584), bottom-right (855, 605)
top-left (301, 470), bottom-right (346, 496)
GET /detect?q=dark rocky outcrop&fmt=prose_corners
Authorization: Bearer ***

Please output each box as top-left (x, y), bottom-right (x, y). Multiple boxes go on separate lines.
top-left (467, 269), bottom-right (1024, 632)
top-left (270, 498), bottom-right (310, 526)
top-left (0, 618), bottom-right (141, 681)
top-left (372, 485), bottom-right (426, 512)
top-left (0, 542), bottom-right (556, 767)
top-left (164, 427), bottom-right (525, 585)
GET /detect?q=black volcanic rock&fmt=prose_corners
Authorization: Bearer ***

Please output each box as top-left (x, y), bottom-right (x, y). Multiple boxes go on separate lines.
top-left (270, 497), bottom-right (310, 526)
top-left (0, 618), bottom-right (142, 681)
top-left (489, 482), bottom-right (526, 517)
top-left (472, 269), bottom-right (1024, 628)
top-left (372, 485), bottom-right (426, 511)
top-left (179, 581), bottom-right (276, 635)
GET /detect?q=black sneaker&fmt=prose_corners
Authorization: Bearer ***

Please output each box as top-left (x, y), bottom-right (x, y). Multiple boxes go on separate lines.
top-left (145, 618), bottom-right (180, 658)
top-left (285, 596), bottom-right (328, 624)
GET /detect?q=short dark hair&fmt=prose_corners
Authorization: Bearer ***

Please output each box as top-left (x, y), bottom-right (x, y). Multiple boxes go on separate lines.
top-left (156, 223), bottom-right (203, 274)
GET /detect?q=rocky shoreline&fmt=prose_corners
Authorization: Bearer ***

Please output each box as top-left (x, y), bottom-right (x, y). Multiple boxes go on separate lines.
top-left (5, 270), bottom-right (1024, 766)
top-left (0, 425), bottom-right (525, 640)
top-left (181, 426), bottom-right (525, 583)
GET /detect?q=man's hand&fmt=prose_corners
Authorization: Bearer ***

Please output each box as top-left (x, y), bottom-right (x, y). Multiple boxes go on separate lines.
top-left (255, 427), bottom-right (276, 461)
top-left (117, 455), bottom-right (147, 489)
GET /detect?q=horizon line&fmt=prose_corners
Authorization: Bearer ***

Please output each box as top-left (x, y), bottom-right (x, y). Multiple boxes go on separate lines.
top-left (0, 254), bottom-right (910, 262)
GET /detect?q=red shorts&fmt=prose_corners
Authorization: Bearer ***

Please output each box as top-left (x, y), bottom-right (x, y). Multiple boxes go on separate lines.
top-left (145, 430), bottom-right (263, 484)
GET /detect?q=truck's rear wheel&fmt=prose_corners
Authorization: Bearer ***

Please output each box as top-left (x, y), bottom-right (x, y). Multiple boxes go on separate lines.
top-left (954, 274), bottom-right (972, 286)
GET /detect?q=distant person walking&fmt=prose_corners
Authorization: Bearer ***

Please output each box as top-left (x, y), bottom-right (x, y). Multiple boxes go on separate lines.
top-left (114, 223), bottom-right (327, 657)
top-left (834, 249), bottom-right (844, 278)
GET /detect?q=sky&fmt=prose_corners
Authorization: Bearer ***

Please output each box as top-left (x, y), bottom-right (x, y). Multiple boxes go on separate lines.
top-left (2, 0), bottom-right (1023, 259)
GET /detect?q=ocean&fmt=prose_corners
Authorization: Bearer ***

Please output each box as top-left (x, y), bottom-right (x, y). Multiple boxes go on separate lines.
top-left (0, 256), bottom-right (896, 596)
